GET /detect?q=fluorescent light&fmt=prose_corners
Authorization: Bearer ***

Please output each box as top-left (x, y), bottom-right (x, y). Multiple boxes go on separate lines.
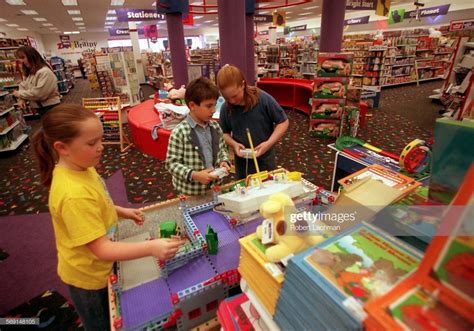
top-left (110, 0), bottom-right (125, 5)
top-left (6, 23), bottom-right (19, 27)
top-left (61, 0), bottom-right (78, 5)
top-left (71, 31), bottom-right (80, 34)
top-left (194, 15), bottom-right (203, 19)
top-left (298, 12), bottom-right (312, 16)
top-left (107, 10), bottom-right (116, 15)
top-left (33, 17), bottom-right (47, 21)
top-left (190, 1), bottom-right (203, 5)
top-left (204, 20), bottom-right (213, 23)
top-left (78, 27), bottom-right (86, 30)
top-left (67, 10), bottom-right (81, 15)
top-left (260, 11), bottom-right (270, 14)
top-left (106, 16), bottom-right (116, 21)
top-left (152, 1), bottom-right (156, 6)
top-left (42, 23), bottom-right (53, 26)
top-left (20, 10), bottom-right (38, 15)
top-left (105, 22), bottom-right (114, 25)
top-left (54, 31), bottom-right (61, 33)
top-left (6, 0), bottom-right (26, 5)
top-left (72, 17), bottom-right (83, 21)
top-left (0, 18), bottom-right (7, 22)
top-left (49, 27), bottom-right (58, 30)
top-left (17, 28), bottom-right (28, 31)
top-left (63, 31), bottom-right (72, 34)
top-left (75, 22), bottom-right (85, 25)
top-left (306, 5), bottom-right (320, 9)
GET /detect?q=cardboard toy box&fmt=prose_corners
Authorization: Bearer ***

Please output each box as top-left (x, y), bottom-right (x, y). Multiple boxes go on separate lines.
top-left (311, 99), bottom-right (345, 119)
top-left (317, 52), bottom-right (353, 77)
top-left (309, 119), bottom-right (341, 138)
top-left (313, 77), bottom-right (349, 99)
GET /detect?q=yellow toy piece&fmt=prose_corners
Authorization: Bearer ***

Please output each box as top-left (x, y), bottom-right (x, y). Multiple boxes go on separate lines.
top-left (256, 193), bottom-right (325, 263)
top-left (287, 171), bottom-right (302, 181)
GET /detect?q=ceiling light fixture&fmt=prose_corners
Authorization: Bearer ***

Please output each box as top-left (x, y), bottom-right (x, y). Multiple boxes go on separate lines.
top-left (107, 10), bottom-right (116, 15)
top-left (49, 27), bottom-right (58, 30)
top-left (75, 22), bottom-right (85, 25)
top-left (110, 0), bottom-right (125, 6)
top-left (72, 17), bottom-right (83, 21)
top-left (61, 0), bottom-right (78, 6)
top-left (67, 10), bottom-right (81, 15)
top-left (33, 17), bottom-right (47, 21)
top-left (306, 5), bottom-right (320, 9)
top-left (0, 18), bottom-right (7, 22)
top-left (106, 16), bottom-right (116, 21)
top-left (194, 15), bottom-right (203, 19)
top-left (298, 13), bottom-right (312, 16)
top-left (20, 10), bottom-right (38, 15)
top-left (204, 20), bottom-right (213, 23)
top-left (17, 28), bottom-right (28, 31)
top-left (6, 23), bottom-right (19, 27)
top-left (5, 0), bottom-right (26, 5)
top-left (71, 31), bottom-right (80, 34)
top-left (42, 23), bottom-right (53, 26)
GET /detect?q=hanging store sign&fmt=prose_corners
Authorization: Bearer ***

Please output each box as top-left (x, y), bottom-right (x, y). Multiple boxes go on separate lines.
top-left (116, 9), bottom-right (165, 22)
top-left (388, 9), bottom-right (405, 24)
top-left (375, 0), bottom-right (391, 17)
top-left (156, 0), bottom-right (189, 14)
top-left (144, 25), bottom-right (158, 43)
top-left (404, 4), bottom-right (450, 19)
top-left (346, 0), bottom-right (376, 11)
top-left (289, 24), bottom-right (307, 32)
top-left (108, 27), bottom-right (145, 37)
top-left (59, 35), bottom-right (71, 48)
top-left (258, 30), bottom-right (269, 36)
top-left (344, 16), bottom-right (370, 25)
top-left (450, 18), bottom-right (474, 31)
top-left (254, 14), bottom-right (273, 23)
top-left (272, 11), bottom-right (286, 27)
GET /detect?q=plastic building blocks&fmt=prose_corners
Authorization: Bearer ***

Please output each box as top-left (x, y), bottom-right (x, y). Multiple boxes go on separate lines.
top-left (205, 225), bottom-right (218, 255)
top-left (159, 220), bottom-right (177, 238)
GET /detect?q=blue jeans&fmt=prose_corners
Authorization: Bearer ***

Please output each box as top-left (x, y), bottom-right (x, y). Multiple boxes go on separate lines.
top-left (68, 285), bottom-right (110, 331)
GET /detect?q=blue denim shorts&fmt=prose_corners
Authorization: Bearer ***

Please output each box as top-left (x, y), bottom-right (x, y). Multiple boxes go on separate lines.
top-left (68, 284), bottom-right (110, 331)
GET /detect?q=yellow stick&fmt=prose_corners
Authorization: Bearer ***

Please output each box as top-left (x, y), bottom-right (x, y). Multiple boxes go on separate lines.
top-left (246, 128), bottom-right (260, 174)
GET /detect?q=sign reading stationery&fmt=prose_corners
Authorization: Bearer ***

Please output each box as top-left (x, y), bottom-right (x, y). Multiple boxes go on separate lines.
top-left (344, 16), bottom-right (370, 25)
top-left (116, 9), bottom-right (165, 22)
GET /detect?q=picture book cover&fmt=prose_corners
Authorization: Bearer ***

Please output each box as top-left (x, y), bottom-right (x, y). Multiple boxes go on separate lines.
top-left (388, 286), bottom-right (474, 331)
top-left (303, 223), bottom-right (421, 304)
top-left (218, 293), bottom-right (271, 331)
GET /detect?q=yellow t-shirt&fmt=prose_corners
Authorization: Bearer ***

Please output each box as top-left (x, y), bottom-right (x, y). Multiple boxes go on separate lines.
top-left (48, 166), bottom-right (117, 290)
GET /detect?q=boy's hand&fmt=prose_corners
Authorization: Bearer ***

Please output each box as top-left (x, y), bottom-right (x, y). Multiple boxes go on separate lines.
top-left (233, 142), bottom-right (246, 158)
top-left (149, 238), bottom-right (186, 260)
top-left (254, 140), bottom-right (271, 157)
top-left (120, 208), bottom-right (144, 225)
top-left (192, 169), bottom-right (218, 184)
top-left (219, 161), bottom-right (231, 171)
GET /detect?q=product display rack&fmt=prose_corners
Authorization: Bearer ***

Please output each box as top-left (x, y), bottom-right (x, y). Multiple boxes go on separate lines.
top-left (50, 56), bottom-right (70, 95)
top-left (82, 97), bottom-right (132, 152)
top-left (143, 51), bottom-right (173, 89)
top-left (0, 45), bottom-right (23, 90)
top-left (0, 91), bottom-right (27, 152)
top-left (107, 48), bottom-right (140, 107)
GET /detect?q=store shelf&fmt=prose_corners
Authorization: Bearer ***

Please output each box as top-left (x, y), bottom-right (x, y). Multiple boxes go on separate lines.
top-left (0, 133), bottom-right (27, 152)
top-left (0, 120), bottom-right (19, 135)
top-left (387, 64), bottom-right (413, 68)
top-left (382, 80), bottom-right (416, 87)
top-left (418, 76), bottom-right (443, 82)
top-left (417, 66), bottom-right (443, 70)
top-left (0, 46), bottom-right (19, 50)
top-left (0, 91), bottom-right (9, 97)
top-left (0, 106), bottom-right (14, 116)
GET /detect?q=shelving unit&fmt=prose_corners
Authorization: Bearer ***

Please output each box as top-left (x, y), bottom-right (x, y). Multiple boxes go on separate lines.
top-left (0, 91), bottom-right (27, 153)
top-left (0, 46), bottom-right (23, 90)
top-left (143, 51), bottom-right (173, 89)
top-left (82, 97), bottom-right (132, 152)
top-left (50, 56), bottom-right (71, 95)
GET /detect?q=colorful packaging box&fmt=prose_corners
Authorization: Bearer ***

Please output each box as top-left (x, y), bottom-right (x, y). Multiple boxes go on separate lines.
top-left (309, 119), bottom-right (341, 138)
top-left (311, 99), bottom-right (345, 119)
top-left (317, 52), bottom-right (353, 77)
top-left (313, 77), bottom-right (349, 99)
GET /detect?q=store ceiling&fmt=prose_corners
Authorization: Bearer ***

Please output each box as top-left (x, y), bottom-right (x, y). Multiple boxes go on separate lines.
top-left (0, 0), bottom-right (472, 35)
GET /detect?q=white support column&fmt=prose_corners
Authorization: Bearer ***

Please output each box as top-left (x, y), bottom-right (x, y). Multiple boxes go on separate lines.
top-left (128, 21), bottom-right (146, 84)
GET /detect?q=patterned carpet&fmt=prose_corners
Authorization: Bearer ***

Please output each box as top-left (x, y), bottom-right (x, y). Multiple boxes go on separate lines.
top-left (0, 79), bottom-right (442, 216)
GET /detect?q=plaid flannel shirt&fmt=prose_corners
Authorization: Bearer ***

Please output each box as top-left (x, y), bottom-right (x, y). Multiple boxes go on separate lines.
top-left (166, 119), bottom-right (229, 195)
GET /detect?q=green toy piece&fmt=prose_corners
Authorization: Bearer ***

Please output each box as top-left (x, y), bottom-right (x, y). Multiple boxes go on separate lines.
top-left (206, 224), bottom-right (218, 255)
top-left (160, 221), bottom-right (177, 238)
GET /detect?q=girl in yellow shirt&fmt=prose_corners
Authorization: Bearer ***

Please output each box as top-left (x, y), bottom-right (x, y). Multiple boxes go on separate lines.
top-left (31, 104), bottom-right (185, 330)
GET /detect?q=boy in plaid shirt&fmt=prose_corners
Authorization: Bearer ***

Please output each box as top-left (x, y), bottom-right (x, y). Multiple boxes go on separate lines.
top-left (166, 77), bottom-right (230, 195)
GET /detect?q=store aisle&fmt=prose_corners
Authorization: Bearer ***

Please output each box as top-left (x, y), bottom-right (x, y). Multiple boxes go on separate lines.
top-left (0, 80), bottom-right (441, 216)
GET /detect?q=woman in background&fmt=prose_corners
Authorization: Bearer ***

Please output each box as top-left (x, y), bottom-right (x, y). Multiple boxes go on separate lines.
top-left (13, 46), bottom-right (60, 117)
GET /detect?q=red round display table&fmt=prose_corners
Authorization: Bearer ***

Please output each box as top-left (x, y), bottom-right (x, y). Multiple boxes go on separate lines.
top-left (128, 99), bottom-right (171, 160)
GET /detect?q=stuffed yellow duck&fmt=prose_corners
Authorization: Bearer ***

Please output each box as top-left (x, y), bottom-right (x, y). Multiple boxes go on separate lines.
top-left (256, 193), bottom-right (325, 263)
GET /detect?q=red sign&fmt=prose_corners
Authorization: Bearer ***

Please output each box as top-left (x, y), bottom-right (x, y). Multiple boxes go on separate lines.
top-left (144, 25), bottom-right (158, 43)
top-left (450, 19), bottom-right (474, 31)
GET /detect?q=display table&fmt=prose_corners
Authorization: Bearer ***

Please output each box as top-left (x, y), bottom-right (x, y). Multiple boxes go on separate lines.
top-left (256, 78), bottom-right (313, 115)
top-left (128, 99), bottom-right (171, 160)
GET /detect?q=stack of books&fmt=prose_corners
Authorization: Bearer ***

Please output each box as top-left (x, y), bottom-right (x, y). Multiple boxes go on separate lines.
top-left (238, 233), bottom-right (285, 316)
top-left (274, 223), bottom-right (422, 330)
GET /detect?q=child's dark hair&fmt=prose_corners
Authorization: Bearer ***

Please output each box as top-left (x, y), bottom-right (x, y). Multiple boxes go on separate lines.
top-left (16, 46), bottom-right (52, 77)
top-left (31, 104), bottom-right (98, 187)
top-left (184, 77), bottom-right (220, 107)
